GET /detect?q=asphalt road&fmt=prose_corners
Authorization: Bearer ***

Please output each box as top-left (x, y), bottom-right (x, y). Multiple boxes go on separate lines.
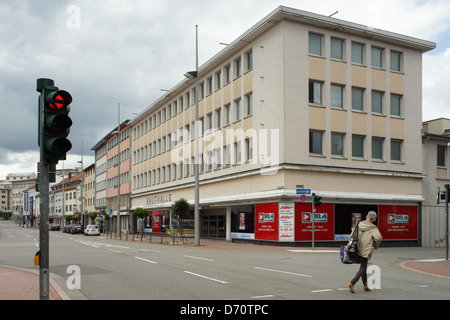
top-left (1, 221), bottom-right (449, 301)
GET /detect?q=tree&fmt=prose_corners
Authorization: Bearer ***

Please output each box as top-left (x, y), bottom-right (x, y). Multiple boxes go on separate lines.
top-left (133, 208), bottom-right (149, 242)
top-left (88, 212), bottom-right (97, 224)
top-left (171, 198), bottom-right (190, 243)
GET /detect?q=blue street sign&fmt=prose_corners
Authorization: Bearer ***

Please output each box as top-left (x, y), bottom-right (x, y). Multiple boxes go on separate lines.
top-left (296, 189), bottom-right (311, 195)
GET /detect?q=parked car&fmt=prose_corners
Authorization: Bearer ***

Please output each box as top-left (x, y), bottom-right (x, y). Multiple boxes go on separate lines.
top-left (84, 225), bottom-right (100, 236)
top-left (49, 223), bottom-right (60, 231)
top-left (71, 225), bottom-right (83, 234)
top-left (63, 224), bottom-right (72, 233)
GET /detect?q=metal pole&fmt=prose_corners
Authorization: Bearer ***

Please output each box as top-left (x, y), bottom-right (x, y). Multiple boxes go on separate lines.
top-left (117, 103), bottom-right (121, 240)
top-left (38, 90), bottom-right (50, 300)
top-left (446, 184), bottom-right (449, 260)
top-left (194, 25), bottom-right (200, 246)
top-left (311, 193), bottom-right (315, 251)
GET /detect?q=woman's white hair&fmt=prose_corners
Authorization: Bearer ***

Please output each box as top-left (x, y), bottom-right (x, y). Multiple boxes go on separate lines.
top-left (367, 211), bottom-right (377, 220)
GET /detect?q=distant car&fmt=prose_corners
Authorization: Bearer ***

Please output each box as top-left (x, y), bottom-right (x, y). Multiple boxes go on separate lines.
top-left (71, 225), bottom-right (83, 234)
top-left (49, 223), bottom-right (60, 231)
top-left (84, 225), bottom-right (100, 236)
top-left (63, 224), bottom-right (72, 233)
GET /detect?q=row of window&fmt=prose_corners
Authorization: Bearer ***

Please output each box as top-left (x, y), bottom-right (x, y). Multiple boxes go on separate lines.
top-left (309, 80), bottom-right (403, 117)
top-left (133, 138), bottom-right (254, 189)
top-left (133, 93), bottom-right (253, 165)
top-left (309, 130), bottom-right (403, 162)
top-left (309, 33), bottom-right (403, 72)
top-left (133, 50), bottom-right (253, 140)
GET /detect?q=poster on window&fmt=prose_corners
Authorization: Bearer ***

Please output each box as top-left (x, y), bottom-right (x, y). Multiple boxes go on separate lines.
top-left (378, 206), bottom-right (417, 240)
top-left (255, 203), bottom-right (278, 241)
top-left (152, 211), bottom-right (161, 233)
top-left (294, 203), bottom-right (334, 241)
top-left (279, 203), bottom-right (295, 242)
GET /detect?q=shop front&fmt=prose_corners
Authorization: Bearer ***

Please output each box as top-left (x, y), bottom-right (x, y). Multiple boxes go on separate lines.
top-left (230, 201), bottom-right (420, 246)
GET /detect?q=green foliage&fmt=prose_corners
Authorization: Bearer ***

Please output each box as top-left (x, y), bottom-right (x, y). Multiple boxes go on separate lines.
top-left (133, 207), bottom-right (149, 219)
top-left (0, 211), bottom-right (12, 220)
top-left (171, 198), bottom-right (190, 218)
top-left (88, 212), bottom-right (97, 221)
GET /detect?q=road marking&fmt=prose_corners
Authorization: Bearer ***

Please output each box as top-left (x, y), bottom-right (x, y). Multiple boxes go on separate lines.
top-left (251, 295), bottom-right (275, 299)
top-left (134, 256), bottom-right (157, 264)
top-left (108, 249), bottom-right (122, 254)
top-left (287, 250), bottom-right (338, 253)
top-left (253, 267), bottom-right (312, 278)
top-left (184, 271), bottom-right (228, 284)
top-left (183, 255), bottom-right (215, 262)
top-left (311, 289), bottom-right (333, 293)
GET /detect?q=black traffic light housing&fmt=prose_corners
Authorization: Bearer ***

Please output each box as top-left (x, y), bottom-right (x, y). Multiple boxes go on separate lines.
top-left (313, 194), bottom-right (322, 207)
top-left (37, 79), bottom-right (73, 165)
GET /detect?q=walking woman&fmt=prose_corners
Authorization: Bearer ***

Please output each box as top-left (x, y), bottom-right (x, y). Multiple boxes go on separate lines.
top-left (348, 211), bottom-right (383, 293)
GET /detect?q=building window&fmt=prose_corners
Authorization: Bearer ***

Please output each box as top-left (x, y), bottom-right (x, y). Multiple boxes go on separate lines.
top-left (391, 139), bottom-right (402, 162)
top-left (331, 84), bottom-right (344, 109)
top-left (352, 42), bottom-right (364, 65)
top-left (224, 104), bottom-right (231, 126)
top-left (352, 87), bottom-right (364, 111)
top-left (309, 130), bottom-right (323, 155)
top-left (224, 64), bottom-right (231, 84)
top-left (437, 145), bottom-right (446, 167)
top-left (391, 51), bottom-right (402, 72)
top-left (245, 92), bottom-right (253, 116)
top-left (331, 38), bottom-right (344, 61)
top-left (372, 137), bottom-right (384, 160)
top-left (372, 90), bottom-right (384, 114)
top-left (390, 94), bottom-right (402, 117)
top-left (352, 135), bottom-right (365, 159)
top-left (234, 98), bottom-right (241, 122)
top-left (246, 50), bottom-right (253, 71)
top-left (309, 81), bottom-right (322, 105)
top-left (331, 133), bottom-right (344, 156)
top-left (371, 46), bottom-right (384, 69)
top-left (234, 57), bottom-right (242, 78)
top-left (309, 33), bottom-right (323, 56)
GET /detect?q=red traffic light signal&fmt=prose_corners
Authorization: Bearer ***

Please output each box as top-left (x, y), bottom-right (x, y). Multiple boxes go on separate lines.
top-left (46, 90), bottom-right (72, 111)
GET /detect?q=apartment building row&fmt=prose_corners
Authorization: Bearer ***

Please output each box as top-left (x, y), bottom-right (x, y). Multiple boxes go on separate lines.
top-left (89, 6), bottom-right (443, 246)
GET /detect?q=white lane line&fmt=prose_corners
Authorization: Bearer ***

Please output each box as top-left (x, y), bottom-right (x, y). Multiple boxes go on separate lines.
top-left (134, 256), bottom-right (157, 264)
top-left (253, 267), bottom-right (312, 278)
top-left (251, 295), bottom-right (275, 299)
top-left (183, 255), bottom-right (215, 262)
top-left (311, 289), bottom-right (333, 293)
top-left (184, 271), bottom-right (228, 284)
top-left (108, 249), bottom-right (122, 254)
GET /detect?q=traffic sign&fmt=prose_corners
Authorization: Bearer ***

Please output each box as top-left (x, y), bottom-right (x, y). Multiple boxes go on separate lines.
top-left (297, 189), bottom-right (311, 195)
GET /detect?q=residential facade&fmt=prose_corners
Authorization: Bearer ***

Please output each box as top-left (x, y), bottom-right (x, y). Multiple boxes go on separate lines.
top-left (91, 120), bottom-right (132, 233)
top-left (128, 6), bottom-right (435, 245)
top-left (6, 172), bottom-right (37, 215)
top-left (422, 118), bottom-right (450, 247)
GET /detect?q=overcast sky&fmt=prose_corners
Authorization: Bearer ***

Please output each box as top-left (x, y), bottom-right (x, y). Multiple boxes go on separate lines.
top-left (1, 0), bottom-right (450, 180)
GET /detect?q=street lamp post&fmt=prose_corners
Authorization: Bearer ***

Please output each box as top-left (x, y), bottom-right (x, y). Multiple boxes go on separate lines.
top-left (185, 25), bottom-right (200, 246)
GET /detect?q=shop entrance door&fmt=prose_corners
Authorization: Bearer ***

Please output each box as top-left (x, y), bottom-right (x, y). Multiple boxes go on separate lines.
top-left (201, 215), bottom-right (225, 238)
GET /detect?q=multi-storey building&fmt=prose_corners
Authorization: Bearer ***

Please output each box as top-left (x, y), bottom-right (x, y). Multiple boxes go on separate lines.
top-left (83, 163), bottom-right (96, 215)
top-left (50, 173), bottom-right (83, 225)
top-left (129, 6), bottom-right (435, 245)
top-left (6, 172), bottom-right (36, 215)
top-left (422, 118), bottom-right (450, 247)
top-left (0, 180), bottom-right (12, 211)
top-left (91, 120), bottom-right (132, 233)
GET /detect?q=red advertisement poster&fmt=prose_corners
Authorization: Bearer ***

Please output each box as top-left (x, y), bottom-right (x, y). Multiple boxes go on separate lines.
top-left (294, 203), bottom-right (334, 241)
top-left (378, 206), bottom-right (417, 240)
top-left (152, 211), bottom-right (161, 233)
top-left (255, 203), bottom-right (278, 241)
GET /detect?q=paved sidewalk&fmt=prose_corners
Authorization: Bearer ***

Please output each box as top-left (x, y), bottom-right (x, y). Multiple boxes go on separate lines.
top-left (0, 265), bottom-right (63, 300)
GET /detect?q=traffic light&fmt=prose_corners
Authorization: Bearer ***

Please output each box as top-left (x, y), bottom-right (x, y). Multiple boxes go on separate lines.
top-left (313, 195), bottom-right (322, 207)
top-left (38, 79), bottom-right (73, 165)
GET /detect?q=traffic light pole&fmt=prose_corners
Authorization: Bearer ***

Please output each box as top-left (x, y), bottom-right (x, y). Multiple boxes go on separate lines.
top-left (38, 81), bottom-right (50, 300)
top-left (311, 193), bottom-right (315, 251)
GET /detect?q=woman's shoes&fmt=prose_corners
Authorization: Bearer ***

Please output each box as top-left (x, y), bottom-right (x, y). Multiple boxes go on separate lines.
top-left (348, 282), bottom-right (355, 293)
top-left (348, 283), bottom-right (372, 293)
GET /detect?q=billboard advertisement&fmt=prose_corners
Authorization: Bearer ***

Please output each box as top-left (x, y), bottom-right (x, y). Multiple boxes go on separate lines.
top-left (378, 205), bottom-right (417, 240)
top-left (279, 203), bottom-right (295, 242)
top-left (152, 211), bottom-right (161, 233)
top-left (294, 203), bottom-right (334, 241)
top-left (255, 203), bottom-right (278, 241)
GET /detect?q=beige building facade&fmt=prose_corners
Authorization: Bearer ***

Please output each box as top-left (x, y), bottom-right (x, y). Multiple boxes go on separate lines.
top-left (130, 6), bottom-right (435, 244)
